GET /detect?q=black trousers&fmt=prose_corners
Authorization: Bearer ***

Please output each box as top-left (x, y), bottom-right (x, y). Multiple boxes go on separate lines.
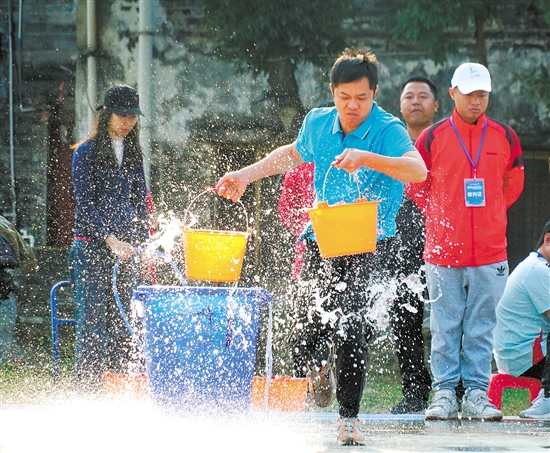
top-left (292, 237), bottom-right (399, 418)
top-left (521, 331), bottom-right (550, 398)
top-left (392, 198), bottom-right (432, 401)
top-left (389, 287), bottom-right (432, 401)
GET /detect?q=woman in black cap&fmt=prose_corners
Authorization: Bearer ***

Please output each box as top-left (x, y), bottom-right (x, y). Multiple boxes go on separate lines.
top-left (69, 85), bottom-right (149, 389)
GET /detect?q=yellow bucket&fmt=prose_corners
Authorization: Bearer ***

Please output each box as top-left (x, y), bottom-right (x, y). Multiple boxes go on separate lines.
top-left (308, 199), bottom-right (378, 258)
top-left (182, 226), bottom-right (250, 282)
top-left (308, 166), bottom-right (378, 258)
top-left (182, 190), bottom-right (251, 282)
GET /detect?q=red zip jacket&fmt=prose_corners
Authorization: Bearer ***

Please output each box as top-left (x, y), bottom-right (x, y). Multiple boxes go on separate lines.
top-left (406, 109), bottom-right (524, 267)
top-left (278, 162), bottom-right (315, 279)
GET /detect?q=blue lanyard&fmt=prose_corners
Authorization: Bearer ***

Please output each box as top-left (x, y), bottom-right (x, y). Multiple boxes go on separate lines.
top-left (450, 117), bottom-right (487, 179)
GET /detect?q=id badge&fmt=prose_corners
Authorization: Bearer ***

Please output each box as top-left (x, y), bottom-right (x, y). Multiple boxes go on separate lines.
top-left (464, 178), bottom-right (486, 207)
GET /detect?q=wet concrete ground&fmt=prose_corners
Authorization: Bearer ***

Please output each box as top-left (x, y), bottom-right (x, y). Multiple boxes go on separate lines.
top-left (1, 403), bottom-right (549, 453)
top-left (300, 414), bottom-right (550, 452)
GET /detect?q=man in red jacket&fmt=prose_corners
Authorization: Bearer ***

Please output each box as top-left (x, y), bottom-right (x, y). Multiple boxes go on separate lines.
top-left (407, 62), bottom-right (524, 421)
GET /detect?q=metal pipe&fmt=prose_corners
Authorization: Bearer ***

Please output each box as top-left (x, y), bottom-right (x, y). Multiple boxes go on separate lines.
top-left (138, 0), bottom-right (154, 187)
top-left (7, 0), bottom-right (17, 224)
top-left (15, 0), bottom-right (33, 113)
top-left (17, 0), bottom-right (23, 109)
top-left (87, 0), bottom-right (97, 130)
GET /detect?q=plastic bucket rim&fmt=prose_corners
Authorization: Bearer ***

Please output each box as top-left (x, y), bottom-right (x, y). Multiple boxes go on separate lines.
top-left (181, 225), bottom-right (252, 237)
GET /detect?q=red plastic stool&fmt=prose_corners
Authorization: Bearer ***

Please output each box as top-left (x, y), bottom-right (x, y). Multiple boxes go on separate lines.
top-left (487, 373), bottom-right (542, 409)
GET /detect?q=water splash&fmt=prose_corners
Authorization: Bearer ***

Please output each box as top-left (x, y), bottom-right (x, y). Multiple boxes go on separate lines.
top-left (300, 269), bottom-right (428, 335)
top-left (0, 398), bottom-right (328, 453)
top-left (145, 211), bottom-right (185, 259)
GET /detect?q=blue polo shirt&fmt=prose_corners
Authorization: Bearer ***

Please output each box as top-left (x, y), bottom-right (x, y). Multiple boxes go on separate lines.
top-left (296, 103), bottom-right (414, 240)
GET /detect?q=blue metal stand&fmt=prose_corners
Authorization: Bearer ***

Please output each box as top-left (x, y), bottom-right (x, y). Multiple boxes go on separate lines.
top-left (50, 280), bottom-right (74, 381)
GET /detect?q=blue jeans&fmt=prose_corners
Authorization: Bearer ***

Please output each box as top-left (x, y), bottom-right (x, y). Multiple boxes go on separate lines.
top-left (426, 262), bottom-right (508, 394)
top-left (69, 239), bottom-right (137, 388)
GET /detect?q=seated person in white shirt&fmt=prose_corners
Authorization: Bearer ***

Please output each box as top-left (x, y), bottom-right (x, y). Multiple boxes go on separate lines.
top-left (493, 220), bottom-right (550, 419)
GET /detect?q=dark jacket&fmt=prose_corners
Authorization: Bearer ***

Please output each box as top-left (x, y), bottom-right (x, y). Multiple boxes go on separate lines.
top-left (72, 140), bottom-right (149, 245)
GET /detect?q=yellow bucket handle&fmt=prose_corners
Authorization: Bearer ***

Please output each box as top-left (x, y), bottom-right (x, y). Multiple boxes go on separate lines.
top-left (320, 164), bottom-right (361, 202)
top-left (183, 188), bottom-right (250, 234)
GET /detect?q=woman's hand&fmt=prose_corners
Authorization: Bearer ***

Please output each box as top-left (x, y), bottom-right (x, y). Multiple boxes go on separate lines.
top-left (105, 235), bottom-right (136, 261)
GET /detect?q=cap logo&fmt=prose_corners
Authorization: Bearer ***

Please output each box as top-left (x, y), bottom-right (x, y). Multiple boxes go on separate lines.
top-left (469, 68), bottom-right (480, 78)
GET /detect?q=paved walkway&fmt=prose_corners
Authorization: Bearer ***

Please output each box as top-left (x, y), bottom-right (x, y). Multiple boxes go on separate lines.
top-left (295, 413), bottom-right (550, 452)
top-left (1, 402), bottom-right (549, 453)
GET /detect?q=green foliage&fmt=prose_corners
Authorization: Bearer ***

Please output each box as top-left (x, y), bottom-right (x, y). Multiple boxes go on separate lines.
top-left (0, 355), bottom-right (62, 404)
top-left (199, 0), bottom-right (355, 75)
top-left (501, 388), bottom-right (532, 416)
top-left (538, 0), bottom-right (550, 23)
top-left (387, 0), bottom-right (550, 108)
top-left (386, 1), bottom-right (513, 65)
top-left (388, 0), bottom-right (466, 65)
top-left (514, 64), bottom-right (550, 111)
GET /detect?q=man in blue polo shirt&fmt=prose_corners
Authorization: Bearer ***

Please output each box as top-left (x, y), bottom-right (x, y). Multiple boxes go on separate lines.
top-left (215, 47), bottom-right (427, 445)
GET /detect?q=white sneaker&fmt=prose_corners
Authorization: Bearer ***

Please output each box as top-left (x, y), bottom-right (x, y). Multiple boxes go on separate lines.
top-left (519, 389), bottom-right (550, 420)
top-left (462, 389), bottom-right (503, 421)
top-left (425, 389), bottom-right (459, 420)
top-left (336, 417), bottom-right (365, 446)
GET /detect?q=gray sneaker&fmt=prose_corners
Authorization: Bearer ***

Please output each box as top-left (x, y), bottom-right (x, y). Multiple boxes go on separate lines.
top-left (336, 417), bottom-right (365, 446)
top-left (462, 389), bottom-right (503, 421)
top-left (519, 389), bottom-right (550, 420)
top-left (425, 389), bottom-right (459, 420)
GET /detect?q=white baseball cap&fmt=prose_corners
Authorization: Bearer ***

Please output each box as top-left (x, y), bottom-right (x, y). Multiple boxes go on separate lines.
top-left (451, 62), bottom-right (492, 94)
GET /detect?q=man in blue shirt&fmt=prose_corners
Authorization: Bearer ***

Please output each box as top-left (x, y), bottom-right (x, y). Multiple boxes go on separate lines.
top-left (215, 47), bottom-right (427, 445)
top-left (493, 220), bottom-right (550, 419)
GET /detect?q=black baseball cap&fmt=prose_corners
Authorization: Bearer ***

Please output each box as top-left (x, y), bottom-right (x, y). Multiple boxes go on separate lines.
top-left (99, 85), bottom-right (143, 116)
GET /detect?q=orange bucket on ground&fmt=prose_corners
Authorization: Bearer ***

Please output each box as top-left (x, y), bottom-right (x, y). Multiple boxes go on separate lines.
top-left (308, 198), bottom-right (378, 258)
top-left (103, 372), bottom-right (148, 397)
top-left (250, 376), bottom-right (309, 412)
top-left (182, 190), bottom-right (251, 282)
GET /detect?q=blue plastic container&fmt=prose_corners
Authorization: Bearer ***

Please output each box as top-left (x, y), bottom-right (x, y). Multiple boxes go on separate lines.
top-left (132, 285), bottom-right (271, 411)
